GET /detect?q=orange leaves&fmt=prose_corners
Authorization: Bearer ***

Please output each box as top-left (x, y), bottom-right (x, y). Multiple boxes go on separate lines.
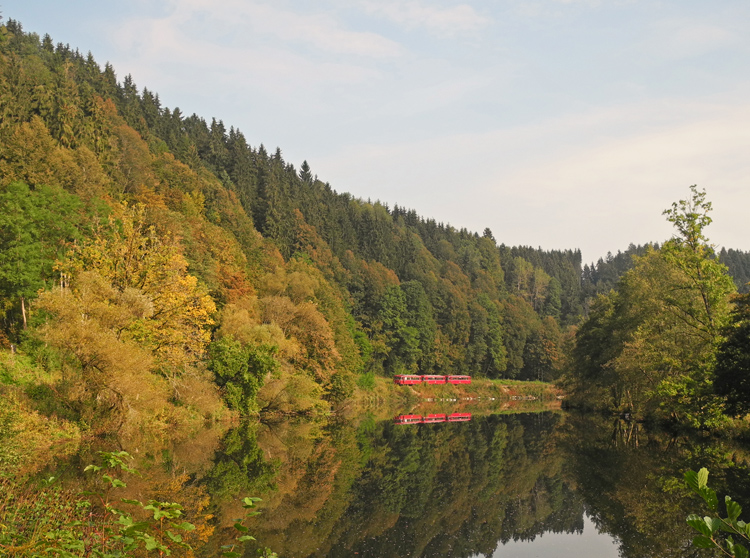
top-left (259, 296), bottom-right (298, 335)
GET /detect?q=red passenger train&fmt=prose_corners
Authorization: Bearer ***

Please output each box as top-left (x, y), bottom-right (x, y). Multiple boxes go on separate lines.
top-left (394, 412), bottom-right (472, 425)
top-left (392, 374), bottom-right (423, 385)
top-left (393, 414), bottom-right (423, 424)
top-left (393, 374), bottom-right (472, 385)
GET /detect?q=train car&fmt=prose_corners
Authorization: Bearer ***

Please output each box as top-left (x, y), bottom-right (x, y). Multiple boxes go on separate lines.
top-left (394, 414), bottom-right (423, 424)
top-left (393, 374), bottom-right (423, 385)
top-left (447, 375), bottom-right (471, 385)
top-left (422, 413), bottom-right (447, 423)
top-left (421, 374), bottom-right (447, 385)
top-left (447, 412), bottom-right (472, 422)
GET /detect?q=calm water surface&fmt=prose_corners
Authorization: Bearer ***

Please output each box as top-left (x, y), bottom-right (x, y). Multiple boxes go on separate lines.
top-left (48, 410), bottom-right (749, 557)
top-left (479, 514), bottom-right (620, 558)
top-left (195, 411), bottom-right (750, 558)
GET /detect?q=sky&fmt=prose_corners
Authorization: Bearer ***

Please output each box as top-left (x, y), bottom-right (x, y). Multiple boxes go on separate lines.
top-left (5, 0), bottom-right (750, 263)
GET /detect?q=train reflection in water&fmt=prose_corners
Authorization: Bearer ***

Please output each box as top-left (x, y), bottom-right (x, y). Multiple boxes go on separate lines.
top-left (394, 412), bottom-right (472, 425)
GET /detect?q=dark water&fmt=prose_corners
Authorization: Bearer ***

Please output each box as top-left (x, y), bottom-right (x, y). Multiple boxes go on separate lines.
top-left (196, 411), bottom-right (750, 558)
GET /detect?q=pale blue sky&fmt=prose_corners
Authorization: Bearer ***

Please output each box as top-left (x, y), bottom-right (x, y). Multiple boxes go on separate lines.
top-left (6, 1), bottom-right (750, 262)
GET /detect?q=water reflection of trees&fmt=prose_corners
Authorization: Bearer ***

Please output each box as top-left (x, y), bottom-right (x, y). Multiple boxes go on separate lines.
top-left (201, 413), bottom-right (750, 558)
top-left (204, 413), bottom-right (583, 558)
top-left (559, 414), bottom-right (750, 558)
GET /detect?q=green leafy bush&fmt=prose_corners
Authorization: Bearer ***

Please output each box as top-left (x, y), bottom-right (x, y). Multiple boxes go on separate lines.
top-left (686, 468), bottom-right (750, 557)
top-left (209, 336), bottom-right (278, 415)
top-left (0, 450), bottom-right (270, 557)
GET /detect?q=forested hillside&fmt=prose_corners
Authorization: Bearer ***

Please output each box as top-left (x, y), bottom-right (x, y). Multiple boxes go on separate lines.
top-left (719, 248), bottom-right (750, 293)
top-left (3, 17), bottom-right (750, 445)
top-left (0, 18), bottom-right (580, 445)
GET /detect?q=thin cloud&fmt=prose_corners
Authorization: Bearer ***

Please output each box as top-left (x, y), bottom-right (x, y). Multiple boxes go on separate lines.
top-left (315, 95), bottom-right (750, 260)
top-left (108, 11), bottom-right (385, 109)
top-left (131, 0), bottom-right (402, 59)
top-left (514, 0), bottom-right (635, 17)
top-left (361, 1), bottom-right (490, 36)
top-left (636, 19), bottom-right (743, 61)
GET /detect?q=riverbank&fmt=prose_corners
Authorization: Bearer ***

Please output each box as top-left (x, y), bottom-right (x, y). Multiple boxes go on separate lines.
top-left (341, 376), bottom-right (562, 419)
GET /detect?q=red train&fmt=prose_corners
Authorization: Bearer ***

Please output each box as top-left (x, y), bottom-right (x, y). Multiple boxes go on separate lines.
top-left (393, 374), bottom-right (472, 385)
top-left (392, 374), bottom-right (423, 385)
top-left (447, 375), bottom-right (471, 385)
top-left (394, 414), bottom-right (423, 424)
top-left (394, 412), bottom-right (472, 425)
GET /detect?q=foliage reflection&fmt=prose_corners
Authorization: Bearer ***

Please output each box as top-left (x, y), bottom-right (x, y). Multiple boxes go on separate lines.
top-left (203, 413), bottom-right (750, 558)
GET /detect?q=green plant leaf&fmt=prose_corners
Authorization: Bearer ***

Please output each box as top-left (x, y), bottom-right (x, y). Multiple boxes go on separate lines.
top-left (720, 520), bottom-right (740, 534)
top-left (704, 488), bottom-right (719, 511)
top-left (120, 498), bottom-right (142, 506)
top-left (687, 515), bottom-right (712, 536)
top-left (727, 497), bottom-right (743, 523)
top-left (697, 468), bottom-right (709, 489)
top-left (122, 521), bottom-right (151, 534)
top-left (705, 516), bottom-right (723, 534)
top-left (692, 535), bottom-right (716, 549)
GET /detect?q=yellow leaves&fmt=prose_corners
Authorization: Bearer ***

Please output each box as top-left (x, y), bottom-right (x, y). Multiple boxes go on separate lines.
top-left (141, 273), bottom-right (216, 366)
top-left (257, 368), bottom-right (327, 416)
top-left (258, 266), bottom-right (319, 304)
top-left (0, 116), bottom-right (75, 190)
top-left (257, 295), bottom-right (340, 381)
top-left (182, 189), bottom-right (206, 217)
top-left (65, 203), bottom-right (216, 371)
top-left (218, 300), bottom-right (299, 362)
top-left (110, 122), bottom-right (157, 197)
top-left (36, 272), bottom-right (158, 421)
top-left (216, 288), bottom-right (341, 385)
top-left (217, 296), bottom-right (259, 336)
top-left (34, 269), bottom-right (223, 434)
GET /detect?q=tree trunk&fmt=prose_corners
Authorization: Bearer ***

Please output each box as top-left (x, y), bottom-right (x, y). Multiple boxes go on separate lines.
top-left (21, 295), bottom-right (27, 329)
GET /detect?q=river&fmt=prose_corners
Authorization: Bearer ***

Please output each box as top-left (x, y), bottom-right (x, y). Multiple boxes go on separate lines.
top-left (21, 408), bottom-right (750, 557)
top-left (183, 409), bottom-right (750, 557)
